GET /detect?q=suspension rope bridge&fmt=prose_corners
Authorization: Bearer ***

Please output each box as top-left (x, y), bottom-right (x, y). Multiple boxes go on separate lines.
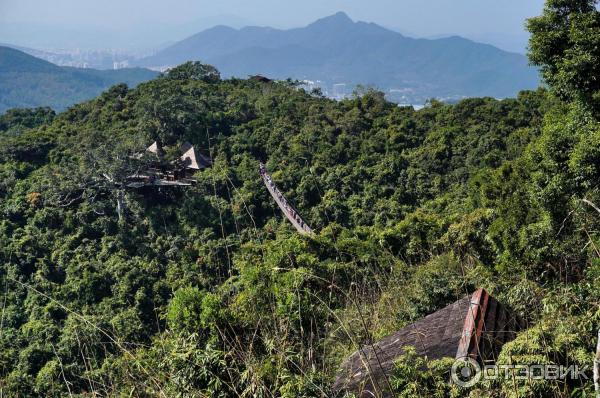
top-left (259, 163), bottom-right (314, 235)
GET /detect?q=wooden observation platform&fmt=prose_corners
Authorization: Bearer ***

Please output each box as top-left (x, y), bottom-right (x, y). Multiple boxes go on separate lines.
top-left (126, 141), bottom-right (211, 188)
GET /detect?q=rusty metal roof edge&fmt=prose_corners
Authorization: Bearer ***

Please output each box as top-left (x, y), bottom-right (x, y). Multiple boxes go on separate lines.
top-left (455, 288), bottom-right (490, 361)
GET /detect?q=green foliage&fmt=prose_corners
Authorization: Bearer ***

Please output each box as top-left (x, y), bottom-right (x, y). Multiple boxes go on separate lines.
top-left (390, 347), bottom-right (459, 398)
top-left (491, 318), bottom-right (594, 397)
top-left (0, 107), bottom-right (55, 135)
top-left (527, 0), bottom-right (600, 112)
top-left (1, 7), bottom-right (600, 394)
top-left (167, 287), bottom-right (223, 338)
top-left (0, 70), bottom-right (560, 396)
top-left (163, 61), bottom-right (221, 83)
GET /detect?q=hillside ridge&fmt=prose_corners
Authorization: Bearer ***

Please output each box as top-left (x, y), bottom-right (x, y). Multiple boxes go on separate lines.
top-left (0, 46), bottom-right (158, 113)
top-left (137, 12), bottom-right (539, 101)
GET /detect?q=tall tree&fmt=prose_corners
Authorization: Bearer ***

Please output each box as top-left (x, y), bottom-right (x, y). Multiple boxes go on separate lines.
top-left (527, 0), bottom-right (600, 112)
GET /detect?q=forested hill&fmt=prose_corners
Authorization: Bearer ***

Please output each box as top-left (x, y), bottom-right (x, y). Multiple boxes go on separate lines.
top-left (1, 48), bottom-right (599, 396)
top-left (137, 12), bottom-right (540, 101)
top-left (0, 46), bottom-right (158, 113)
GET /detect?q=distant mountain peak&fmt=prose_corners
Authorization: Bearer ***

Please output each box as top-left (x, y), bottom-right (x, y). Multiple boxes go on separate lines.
top-left (331, 11), bottom-right (352, 20)
top-left (310, 11), bottom-right (354, 27)
top-left (136, 12), bottom-right (539, 101)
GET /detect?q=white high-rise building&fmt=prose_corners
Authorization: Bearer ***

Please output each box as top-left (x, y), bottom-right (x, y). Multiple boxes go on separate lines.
top-left (332, 83), bottom-right (347, 100)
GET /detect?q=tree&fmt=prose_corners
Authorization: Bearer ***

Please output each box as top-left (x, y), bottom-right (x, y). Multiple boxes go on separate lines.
top-left (527, 0), bottom-right (600, 112)
top-left (48, 131), bottom-right (150, 221)
top-left (163, 61), bottom-right (221, 83)
top-left (0, 107), bottom-right (55, 135)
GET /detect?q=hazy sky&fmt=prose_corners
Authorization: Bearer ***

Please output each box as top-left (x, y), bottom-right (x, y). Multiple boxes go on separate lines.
top-left (0, 0), bottom-right (546, 52)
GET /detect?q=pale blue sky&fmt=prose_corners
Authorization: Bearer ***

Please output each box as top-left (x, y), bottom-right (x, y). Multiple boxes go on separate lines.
top-left (0, 0), bottom-right (546, 52)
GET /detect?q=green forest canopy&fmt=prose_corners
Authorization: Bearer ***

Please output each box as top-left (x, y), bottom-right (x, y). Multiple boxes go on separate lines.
top-left (0, 0), bottom-right (599, 396)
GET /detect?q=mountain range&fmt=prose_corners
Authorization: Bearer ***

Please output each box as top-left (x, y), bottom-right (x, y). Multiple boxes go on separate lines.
top-left (0, 12), bottom-right (541, 111)
top-left (0, 46), bottom-right (158, 113)
top-left (137, 12), bottom-right (540, 102)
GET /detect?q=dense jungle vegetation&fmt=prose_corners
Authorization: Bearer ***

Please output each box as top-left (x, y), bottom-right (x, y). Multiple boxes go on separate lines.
top-left (1, 0), bottom-right (599, 396)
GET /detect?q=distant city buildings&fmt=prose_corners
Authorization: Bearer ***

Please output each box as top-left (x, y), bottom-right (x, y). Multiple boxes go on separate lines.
top-left (332, 83), bottom-right (348, 100)
top-left (300, 80), bottom-right (431, 107)
top-left (298, 80), bottom-right (348, 99)
top-left (18, 44), bottom-right (463, 107)
top-left (19, 47), bottom-right (144, 69)
top-left (113, 60), bottom-right (130, 70)
top-left (300, 79), bottom-right (327, 95)
top-left (148, 66), bottom-right (173, 73)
